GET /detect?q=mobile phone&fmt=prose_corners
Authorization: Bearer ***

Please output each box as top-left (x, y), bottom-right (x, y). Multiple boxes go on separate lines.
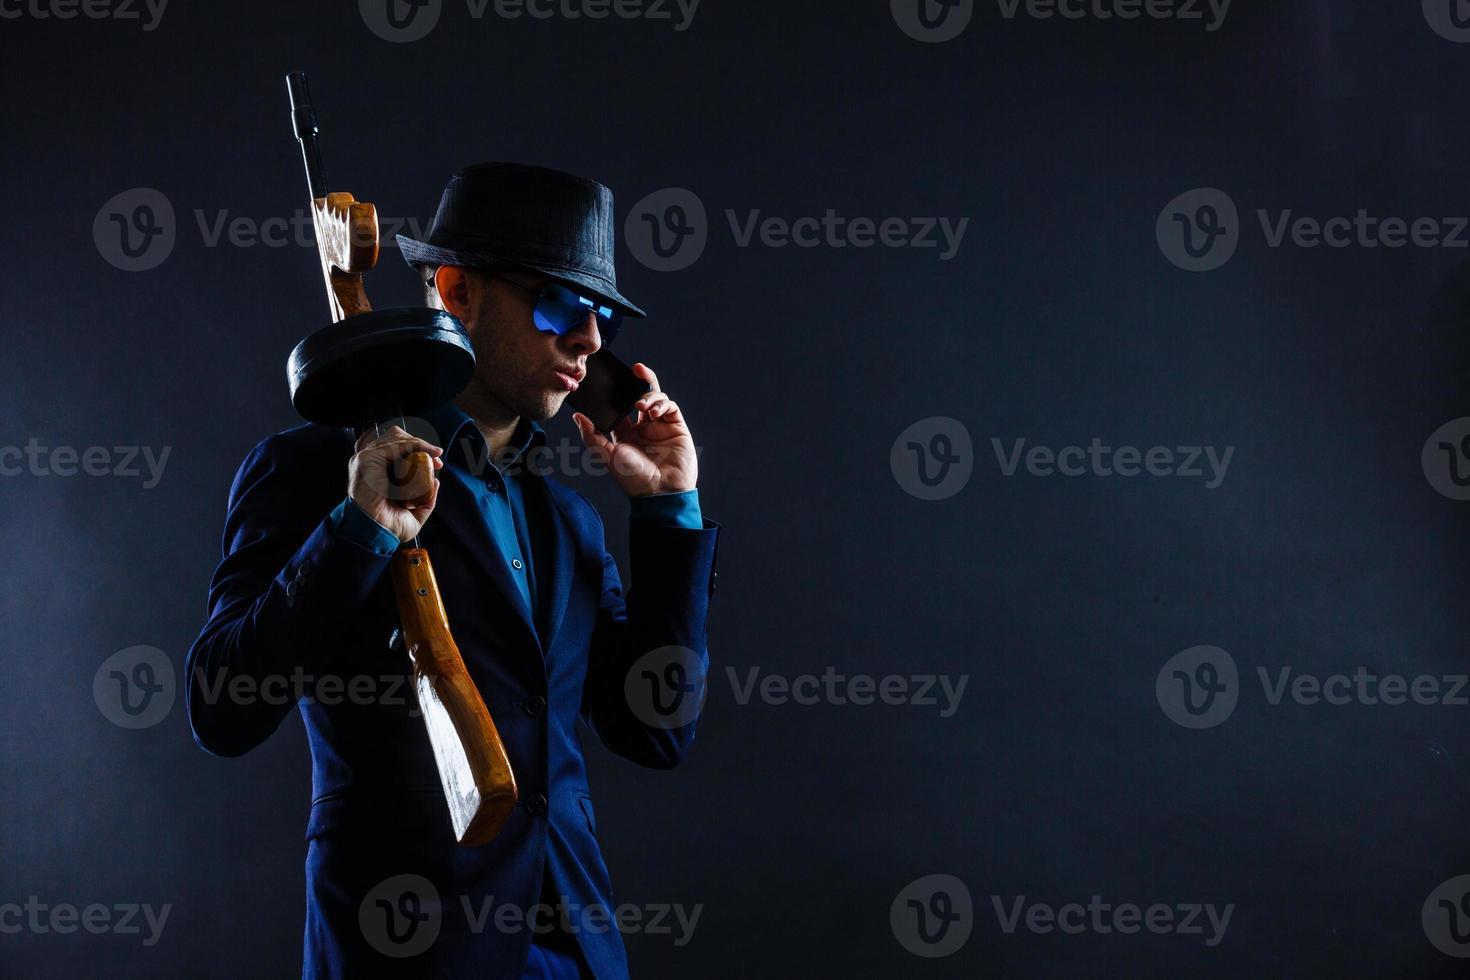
top-left (568, 349), bottom-right (653, 435)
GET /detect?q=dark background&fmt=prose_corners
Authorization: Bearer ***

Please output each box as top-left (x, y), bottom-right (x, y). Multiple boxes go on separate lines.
top-left (4, 0), bottom-right (1470, 976)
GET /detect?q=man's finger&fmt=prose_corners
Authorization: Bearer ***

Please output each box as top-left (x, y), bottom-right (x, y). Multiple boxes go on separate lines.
top-left (375, 437), bottom-right (443, 459)
top-left (573, 413), bottom-right (615, 457)
top-left (633, 362), bottom-right (660, 393)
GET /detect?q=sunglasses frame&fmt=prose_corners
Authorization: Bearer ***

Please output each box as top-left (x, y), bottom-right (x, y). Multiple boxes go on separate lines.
top-left (487, 270), bottom-right (622, 345)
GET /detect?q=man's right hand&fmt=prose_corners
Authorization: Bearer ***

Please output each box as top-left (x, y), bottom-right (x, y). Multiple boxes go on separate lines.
top-left (348, 426), bottom-right (445, 542)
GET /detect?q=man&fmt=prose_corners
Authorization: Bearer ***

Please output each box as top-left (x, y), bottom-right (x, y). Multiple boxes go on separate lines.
top-left (186, 163), bottom-right (719, 978)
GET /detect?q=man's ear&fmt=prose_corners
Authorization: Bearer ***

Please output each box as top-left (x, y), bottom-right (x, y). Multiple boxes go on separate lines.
top-left (434, 265), bottom-right (474, 319)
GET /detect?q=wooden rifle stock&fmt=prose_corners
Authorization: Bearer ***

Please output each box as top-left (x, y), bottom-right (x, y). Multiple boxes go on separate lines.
top-left (389, 461), bottom-right (518, 846)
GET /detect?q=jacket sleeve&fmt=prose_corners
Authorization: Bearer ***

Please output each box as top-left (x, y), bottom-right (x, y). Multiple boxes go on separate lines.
top-left (580, 511), bottom-right (720, 769)
top-left (184, 435), bottom-right (396, 757)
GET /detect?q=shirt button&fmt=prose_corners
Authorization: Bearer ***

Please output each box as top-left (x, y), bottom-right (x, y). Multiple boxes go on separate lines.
top-left (526, 793), bottom-right (548, 816)
top-left (511, 558), bottom-right (523, 570)
top-left (524, 695), bottom-right (546, 717)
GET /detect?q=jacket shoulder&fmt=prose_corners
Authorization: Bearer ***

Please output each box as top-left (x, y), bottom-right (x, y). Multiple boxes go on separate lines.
top-left (227, 423), bottom-right (354, 509)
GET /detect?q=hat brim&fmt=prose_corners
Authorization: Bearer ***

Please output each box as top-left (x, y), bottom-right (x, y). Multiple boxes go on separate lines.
top-left (396, 235), bottom-right (647, 319)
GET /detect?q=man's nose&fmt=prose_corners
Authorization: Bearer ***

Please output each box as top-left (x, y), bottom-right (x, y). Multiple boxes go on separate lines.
top-left (559, 310), bottom-right (602, 356)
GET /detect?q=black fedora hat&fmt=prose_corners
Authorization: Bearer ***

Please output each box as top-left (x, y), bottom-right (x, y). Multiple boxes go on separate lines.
top-left (397, 162), bottom-right (646, 318)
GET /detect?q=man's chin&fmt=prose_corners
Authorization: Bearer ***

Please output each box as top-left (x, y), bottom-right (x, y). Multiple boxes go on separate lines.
top-left (526, 390), bottom-right (569, 422)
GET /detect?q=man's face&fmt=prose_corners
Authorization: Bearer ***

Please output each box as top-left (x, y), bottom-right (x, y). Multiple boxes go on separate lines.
top-left (438, 266), bottom-right (603, 421)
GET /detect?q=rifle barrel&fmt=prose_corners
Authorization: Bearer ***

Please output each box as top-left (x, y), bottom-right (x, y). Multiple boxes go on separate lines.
top-left (286, 72), bottom-right (327, 201)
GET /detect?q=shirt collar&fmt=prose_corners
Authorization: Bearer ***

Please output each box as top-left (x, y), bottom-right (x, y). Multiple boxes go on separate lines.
top-left (420, 402), bottom-right (546, 483)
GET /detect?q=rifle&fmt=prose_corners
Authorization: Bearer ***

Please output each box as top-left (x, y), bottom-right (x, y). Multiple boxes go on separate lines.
top-left (284, 71), bottom-right (518, 846)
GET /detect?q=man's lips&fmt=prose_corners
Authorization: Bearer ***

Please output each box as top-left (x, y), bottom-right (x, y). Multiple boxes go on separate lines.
top-left (554, 369), bottom-right (583, 392)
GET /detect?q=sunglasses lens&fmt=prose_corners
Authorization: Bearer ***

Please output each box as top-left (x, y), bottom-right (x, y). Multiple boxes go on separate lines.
top-left (533, 284), bottom-right (622, 343)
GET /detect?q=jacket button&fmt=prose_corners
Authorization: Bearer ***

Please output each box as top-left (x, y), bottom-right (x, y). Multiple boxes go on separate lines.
top-left (524, 695), bottom-right (547, 717)
top-left (527, 793), bottom-right (548, 816)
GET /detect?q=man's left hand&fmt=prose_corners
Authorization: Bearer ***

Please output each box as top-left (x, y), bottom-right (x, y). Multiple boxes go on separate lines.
top-left (572, 363), bottom-right (699, 498)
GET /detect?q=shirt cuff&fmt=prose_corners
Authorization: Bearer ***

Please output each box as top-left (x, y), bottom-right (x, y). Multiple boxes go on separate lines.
top-left (629, 489), bottom-right (702, 529)
top-left (329, 496), bottom-right (400, 556)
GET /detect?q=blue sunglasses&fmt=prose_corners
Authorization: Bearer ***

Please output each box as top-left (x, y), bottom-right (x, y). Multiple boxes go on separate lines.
top-left (494, 274), bottom-right (622, 344)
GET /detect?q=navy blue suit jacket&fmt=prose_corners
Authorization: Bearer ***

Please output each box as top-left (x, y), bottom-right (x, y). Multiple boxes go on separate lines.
top-left (186, 423), bottom-right (719, 978)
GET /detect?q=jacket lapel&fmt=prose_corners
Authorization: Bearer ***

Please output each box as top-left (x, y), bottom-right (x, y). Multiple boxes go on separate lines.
top-left (525, 477), bottom-right (578, 655)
